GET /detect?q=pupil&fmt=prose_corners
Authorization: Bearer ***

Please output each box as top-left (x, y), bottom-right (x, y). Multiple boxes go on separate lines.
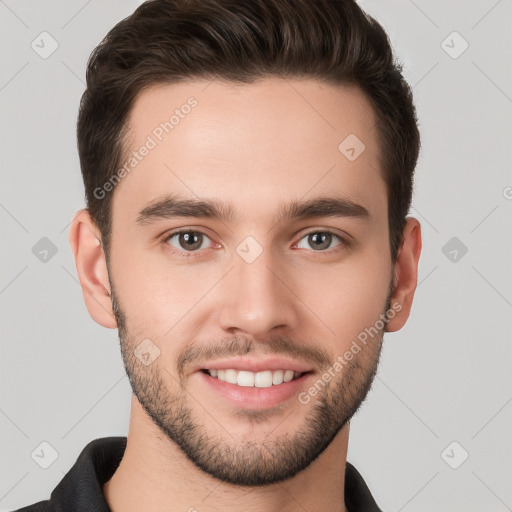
top-left (181, 232), bottom-right (201, 250)
top-left (310, 232), bottom-right (330, 250)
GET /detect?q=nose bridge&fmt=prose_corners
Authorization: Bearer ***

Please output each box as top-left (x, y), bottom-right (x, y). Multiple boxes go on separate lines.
top-left (217, 241), bottom-right (298, 335)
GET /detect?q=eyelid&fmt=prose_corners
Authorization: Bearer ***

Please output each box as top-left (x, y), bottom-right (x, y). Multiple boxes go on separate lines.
top-left (294, 226), bottom-right (352, 244)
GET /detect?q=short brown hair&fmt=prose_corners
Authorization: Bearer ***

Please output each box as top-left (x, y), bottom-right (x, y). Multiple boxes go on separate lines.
top-left (77, 0), bottom-right (420, 263)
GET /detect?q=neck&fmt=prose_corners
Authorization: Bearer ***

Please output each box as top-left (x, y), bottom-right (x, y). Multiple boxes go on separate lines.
top-left (103, 395), bottom-right (350, 512)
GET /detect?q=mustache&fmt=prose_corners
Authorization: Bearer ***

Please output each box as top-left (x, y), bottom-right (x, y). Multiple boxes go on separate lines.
top-left (176, 335), bottom-right (332, 378)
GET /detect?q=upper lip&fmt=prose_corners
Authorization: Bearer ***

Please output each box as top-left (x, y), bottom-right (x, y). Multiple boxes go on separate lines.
top-left (195, 357), bottom-right (313, 374)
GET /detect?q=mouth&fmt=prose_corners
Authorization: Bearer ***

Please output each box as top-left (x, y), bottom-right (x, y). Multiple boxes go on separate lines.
top-left (194, 356), bottom-right (315, 409)
top-left (200, 368), bottom-right (310, 388)
top-left (197, 365), bottom-right (315, 409)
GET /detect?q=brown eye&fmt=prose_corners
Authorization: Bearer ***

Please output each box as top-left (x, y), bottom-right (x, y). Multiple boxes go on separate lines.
top-left (296, 231), bottom-right (344, 251)
top-left (165, 231), bottom-right (210, 252)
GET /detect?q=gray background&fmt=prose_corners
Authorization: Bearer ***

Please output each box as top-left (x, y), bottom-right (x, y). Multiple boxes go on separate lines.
top-left (1, 0), bottom-right (511, 510)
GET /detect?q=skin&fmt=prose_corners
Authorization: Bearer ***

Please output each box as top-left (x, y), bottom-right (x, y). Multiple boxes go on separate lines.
top-left (69, 78), bottom-right (421, 512)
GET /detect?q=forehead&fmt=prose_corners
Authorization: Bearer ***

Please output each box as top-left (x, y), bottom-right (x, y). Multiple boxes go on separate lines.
top-left (113, 78), bottom-right (386, 227)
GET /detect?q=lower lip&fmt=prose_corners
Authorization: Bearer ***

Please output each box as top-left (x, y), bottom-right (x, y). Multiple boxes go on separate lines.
top-left (197, 371), bottom-right (313, 409)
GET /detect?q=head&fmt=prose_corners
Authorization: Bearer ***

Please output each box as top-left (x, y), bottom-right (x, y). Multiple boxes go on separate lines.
top-left (70, 0), bottom-right (421, 486)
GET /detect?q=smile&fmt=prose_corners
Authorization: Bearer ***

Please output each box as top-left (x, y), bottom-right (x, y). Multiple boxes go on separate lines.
top-left (201, 369), bottom-right (305, 387)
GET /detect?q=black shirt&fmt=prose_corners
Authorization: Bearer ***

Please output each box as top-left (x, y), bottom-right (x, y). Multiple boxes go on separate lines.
top-left (13, 437), bottom-right (383, 511)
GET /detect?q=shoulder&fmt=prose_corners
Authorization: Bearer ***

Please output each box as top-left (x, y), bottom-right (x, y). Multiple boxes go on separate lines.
top-left (345, 461), bottom-right (384, 512)
top-left (11, 501), bottom-right (52, 512)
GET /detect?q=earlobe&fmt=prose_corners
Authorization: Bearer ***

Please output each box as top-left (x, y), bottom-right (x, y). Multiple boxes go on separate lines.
top-left (68, 209), bottom-right (117, 329)
top-left (385, 217), bottom-right (422, 333)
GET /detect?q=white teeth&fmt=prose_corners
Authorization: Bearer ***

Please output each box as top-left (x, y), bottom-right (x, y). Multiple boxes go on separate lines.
top-left (237, 370), bottom-right (255, 387)
top-left (254, 370), bottom-right (273, 388)
top-left (207, 368), bottom-right (304, 387)
top-left (283, 370), bottom-right (294, 383)
top-left (224, 369), bottom-right (237, 384)
top-left (272, 370), bottom-right (284, 385)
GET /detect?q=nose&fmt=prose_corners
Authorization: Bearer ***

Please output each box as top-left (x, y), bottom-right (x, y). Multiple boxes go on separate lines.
top-left (216, 246), bottom-right (300, 338)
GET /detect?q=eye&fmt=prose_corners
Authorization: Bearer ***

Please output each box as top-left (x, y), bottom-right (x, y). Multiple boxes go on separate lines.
top-left (295, 231), bottom-right (346, 251)
top-left (164, 230), bottom-right (214, 254)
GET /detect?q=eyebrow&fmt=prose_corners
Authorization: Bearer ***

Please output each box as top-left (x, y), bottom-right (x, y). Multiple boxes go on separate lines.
top-left (135, 193), bottom-right (371, 226)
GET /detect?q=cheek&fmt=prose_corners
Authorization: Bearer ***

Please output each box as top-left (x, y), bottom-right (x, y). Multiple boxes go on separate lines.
top-left (110, 247), bottom-right (217, 339)
top-left (303, 246), bottom-right (391, 349)
top-left (109, 248), bottom-right (169, 331)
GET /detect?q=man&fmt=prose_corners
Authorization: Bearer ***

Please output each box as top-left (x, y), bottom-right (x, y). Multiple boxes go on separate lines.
top-left (15, 0), bottom-right (421, 510)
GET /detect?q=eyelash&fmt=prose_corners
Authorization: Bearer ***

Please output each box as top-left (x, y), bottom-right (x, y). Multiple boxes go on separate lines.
top-left (161, 229), bottom-right (350, 258)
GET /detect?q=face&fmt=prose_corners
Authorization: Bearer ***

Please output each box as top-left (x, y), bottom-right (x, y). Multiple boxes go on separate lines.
top-left (106, 79), bottom-right (395, 485)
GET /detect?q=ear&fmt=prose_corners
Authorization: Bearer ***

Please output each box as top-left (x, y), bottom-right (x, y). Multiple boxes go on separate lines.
top-left (68, 209), bottom-right (117, 329)
top-left (385, 217), bottom-right (422, 332)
